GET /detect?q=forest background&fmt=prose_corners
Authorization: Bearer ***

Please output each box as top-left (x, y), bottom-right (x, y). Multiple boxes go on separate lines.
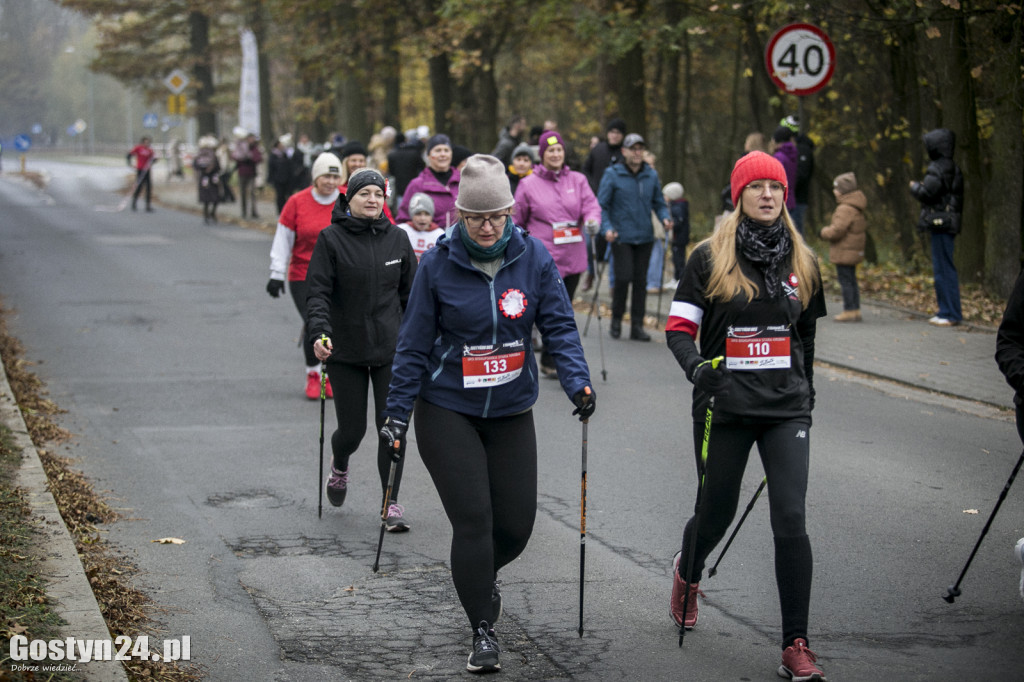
top-left (1, 0), bottom-right (1022, 298)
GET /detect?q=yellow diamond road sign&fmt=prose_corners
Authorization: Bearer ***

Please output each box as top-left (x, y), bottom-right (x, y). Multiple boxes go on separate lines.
top-left (164, 69), bottom-right (189, 95)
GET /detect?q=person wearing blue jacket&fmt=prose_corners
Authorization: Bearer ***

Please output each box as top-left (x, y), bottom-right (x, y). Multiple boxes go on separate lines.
top-left (379, 154), bottom-right (596, 674)
top-left (597, 133), bottom-right (672, 341)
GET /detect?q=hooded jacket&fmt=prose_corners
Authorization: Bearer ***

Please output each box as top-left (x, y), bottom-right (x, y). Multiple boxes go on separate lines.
top-left (596, 162), bottom-right (670, 245)
top-left (514, 164), bottom-right (601, 278)
top-left (304, 199), bottom-right (417, 366)
top-left (910, 128), bottom-right (963, 234)
top-left (820, 190), bottom-right (867, 266)
top-left (383, 221), bottom-right (591, 420)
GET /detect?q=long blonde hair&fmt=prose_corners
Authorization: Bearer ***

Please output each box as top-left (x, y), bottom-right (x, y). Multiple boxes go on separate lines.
top-left (702, 206), bottom-right (820, 308)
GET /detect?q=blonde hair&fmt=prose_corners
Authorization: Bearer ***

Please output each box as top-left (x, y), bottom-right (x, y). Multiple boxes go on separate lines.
top-left (702, 207), bottom-right (820, 308)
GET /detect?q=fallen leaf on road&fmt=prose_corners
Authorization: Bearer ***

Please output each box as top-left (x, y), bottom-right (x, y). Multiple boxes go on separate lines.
top-left (152, 537), bottom-right (186, 544)
top-left (963, 509), bottom-right (979, 514)
top-left (343, 585), bottom-right (356, 592)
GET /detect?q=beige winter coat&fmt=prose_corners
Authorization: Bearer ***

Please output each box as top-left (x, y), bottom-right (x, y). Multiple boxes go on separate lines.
top-left (820, 190), bottom-right (867, 266)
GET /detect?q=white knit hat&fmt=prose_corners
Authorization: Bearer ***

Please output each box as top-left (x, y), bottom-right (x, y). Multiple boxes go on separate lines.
top-left (454, 154), bottom-right (514, 213)
top-left (663, 182), bottom-right (684, 201)
top-left (409, 193), bottom-right (435, 218)
top-left (311, 153), bottom-right (342, 182)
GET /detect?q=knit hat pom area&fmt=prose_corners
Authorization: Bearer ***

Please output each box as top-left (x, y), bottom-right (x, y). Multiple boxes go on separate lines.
top-left (730, 151), bottom-right (788, 209)
top-left (454, 155), bottom-right (515, 213)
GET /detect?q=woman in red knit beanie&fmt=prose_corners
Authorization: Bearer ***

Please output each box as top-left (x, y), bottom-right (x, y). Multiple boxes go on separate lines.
top-left (663, 150), bottom-right (829, 681)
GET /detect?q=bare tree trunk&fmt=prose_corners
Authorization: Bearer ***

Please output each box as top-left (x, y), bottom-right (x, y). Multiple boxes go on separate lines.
top-left (250, 1), bottom-right (273, 145)
top-left (428, 53), bottom-right (452, 135)
top-left (938, 12), bottom-right (985, 283)
top-left (613, 41), bottom-right (647, 136)
top-left (983, 8), bottom-right (1024, 296)
top-left (383, 44), bottom-right (401, 128)
top-left (338, 74), bottom-right (369, 143)
top-left (889, 24), bottom-right (923, 262)
top-left (660, 1), bottom-right (682, 181)
top-left (188, 11), bottom-right (216, 136)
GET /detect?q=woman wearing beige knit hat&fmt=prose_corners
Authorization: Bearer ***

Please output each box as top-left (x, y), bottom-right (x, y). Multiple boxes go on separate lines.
top-left (820, 172), bottom-right (868, 322)
top-left (381, 153), bottom-right (595, 674)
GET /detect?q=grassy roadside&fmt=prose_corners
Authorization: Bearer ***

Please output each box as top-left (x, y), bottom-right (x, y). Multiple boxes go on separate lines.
top-left (0, 302), bottom-right (203, 681)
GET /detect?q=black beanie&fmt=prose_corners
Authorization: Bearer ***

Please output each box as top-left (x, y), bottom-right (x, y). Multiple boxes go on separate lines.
top-left (606, 118), bottom-right (627, 134)
top-left (346, 168), bottom-right (387, 199)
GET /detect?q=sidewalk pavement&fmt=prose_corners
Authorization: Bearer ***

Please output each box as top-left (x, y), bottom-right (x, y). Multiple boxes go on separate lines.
top-left (146, 168), bottom-right (1014, 412)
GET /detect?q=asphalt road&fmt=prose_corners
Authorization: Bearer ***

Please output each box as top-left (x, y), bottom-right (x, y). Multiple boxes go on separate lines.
top-left (2, 158), bottom-right (1022, 681)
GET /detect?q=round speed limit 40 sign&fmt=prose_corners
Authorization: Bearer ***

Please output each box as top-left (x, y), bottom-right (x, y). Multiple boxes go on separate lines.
top-left (765, 23), bottom-right (835, 96)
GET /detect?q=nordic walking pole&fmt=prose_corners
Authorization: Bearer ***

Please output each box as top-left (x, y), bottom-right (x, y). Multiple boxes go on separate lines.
top-left (943, 448), bottom-right (1024, 603)
top-left (372, 459), bottom-right (398, 573)
top-left (578, 387), bottom-right (592, 637)
top-left (655, 235), bottom-right (668, 329)
top-left (317, 363), bottom-right (327, 519)
top-left (707, 476), bottom-right (766, 578)
top-left (582, 227), bottom-right (607, 381)
top-left (680, 356), bottom-right (723, 647)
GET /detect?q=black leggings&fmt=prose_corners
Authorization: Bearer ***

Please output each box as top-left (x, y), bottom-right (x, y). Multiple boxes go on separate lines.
top-left (610, 241), bottom-right (654, 323)
top-left (415, 400), bottom-right (537, 629)
top-left (678, 418), bottom-right (813, 649)
top-left (288, 279), bottom-right (318, 367)
top-left (325, 361), bottom-right (405, 501)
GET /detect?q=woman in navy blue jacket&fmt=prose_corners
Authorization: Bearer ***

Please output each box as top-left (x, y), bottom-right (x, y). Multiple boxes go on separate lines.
top-left (380, 155), bottom-right (595, 674)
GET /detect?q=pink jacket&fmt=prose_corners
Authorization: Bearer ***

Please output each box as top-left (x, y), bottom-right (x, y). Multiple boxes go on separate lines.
top-left (513, 165), bottom-right (600, 277)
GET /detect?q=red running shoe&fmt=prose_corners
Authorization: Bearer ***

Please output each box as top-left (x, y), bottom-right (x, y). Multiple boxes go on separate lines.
top-left (325, 373), bottom-right (333, 399)
top-left (670, 551), bottom-right (704, 629)
top-left (305, 371), bottom-right (320, 400)
top-left (778, 638), bottom-right (827, 681)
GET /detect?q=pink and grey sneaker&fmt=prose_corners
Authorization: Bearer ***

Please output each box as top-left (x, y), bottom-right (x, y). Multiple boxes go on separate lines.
top-left (325, 465), bottom-right (348, 507)
top-left (779, 638), bottom-right (827, 681)
top-left (385, 502), bottom-right (410, 532)
top-left (670, 550), bottom-right (704, 629)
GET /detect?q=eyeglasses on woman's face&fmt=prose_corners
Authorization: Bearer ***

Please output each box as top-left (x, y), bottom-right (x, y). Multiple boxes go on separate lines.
top-left (744, 181), bottom-right (785, 195)
top-left (463, 213), bottom-right (509, 229)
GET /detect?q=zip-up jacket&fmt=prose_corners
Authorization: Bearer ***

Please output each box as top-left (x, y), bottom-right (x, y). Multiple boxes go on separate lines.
top-left (396, 166), bottom-right (461, 226)
top-left (514, 164), bottom-right (601, 278)
top-left (384, 221), bottom-right (591, 420)
top-left (597, 162), bottom-right (670, 244)
top-left (305, 204), bottom-right (417, 367)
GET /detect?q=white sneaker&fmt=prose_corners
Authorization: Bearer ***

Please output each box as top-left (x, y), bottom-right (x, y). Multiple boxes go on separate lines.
top-left (928, 316), bottom-right (956, 327)
top-left (1015, 537), bottom-right (1024, 601)
top-left (663, 278), bottom-right (679, 291)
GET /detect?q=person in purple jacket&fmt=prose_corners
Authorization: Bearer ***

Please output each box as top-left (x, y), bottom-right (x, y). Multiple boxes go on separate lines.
top-left (514, 130), bottom-right (602, 376)
top-left (770, 126), bottom-right (799, 216)
top-left (396, 134), bottom-right (461, 227)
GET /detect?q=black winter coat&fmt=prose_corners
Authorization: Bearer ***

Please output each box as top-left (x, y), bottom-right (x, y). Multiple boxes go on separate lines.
top-left (910, 128), bottom-right (963, 235)
top-left (305, 202), bottom-right (417, 366)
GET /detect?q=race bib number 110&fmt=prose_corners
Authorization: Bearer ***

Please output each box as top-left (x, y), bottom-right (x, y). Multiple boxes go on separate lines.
top-left (725, 326), bottom-right (791, 370)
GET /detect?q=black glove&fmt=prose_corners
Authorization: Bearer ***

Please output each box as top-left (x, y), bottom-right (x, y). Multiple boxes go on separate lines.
top-left (266, 278), bottom-right (285, 298)
top-left (571, 386), bottom-right (596, 421)
top-left (692, 358), bottom-right (731, 398)
top-left (378, 416), bottom-right (408, 462)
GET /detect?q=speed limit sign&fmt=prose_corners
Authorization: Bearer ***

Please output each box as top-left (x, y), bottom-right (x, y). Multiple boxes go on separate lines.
top-left (765, 23), bottom-right (835, 96)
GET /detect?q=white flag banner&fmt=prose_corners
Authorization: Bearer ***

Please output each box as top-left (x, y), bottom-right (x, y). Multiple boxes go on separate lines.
top-left (239, 28), bottom-right (260, 136)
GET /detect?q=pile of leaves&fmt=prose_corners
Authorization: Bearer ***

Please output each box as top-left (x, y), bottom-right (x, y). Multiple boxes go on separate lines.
top-left (0, 302), bottom-right (203, 681)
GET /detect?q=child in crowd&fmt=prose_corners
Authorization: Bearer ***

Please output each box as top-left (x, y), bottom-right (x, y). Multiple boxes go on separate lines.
top-left (662, 181), bottom-right (690, 292)
top-left (820, 172), bottom-right (867, 322)
top-left (397, 192), bottom-right (445, 261)
top-left (507, 143), bottom-right (537, 196)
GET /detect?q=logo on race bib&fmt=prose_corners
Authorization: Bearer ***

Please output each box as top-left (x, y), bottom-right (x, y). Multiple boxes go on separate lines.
top-left (499, 289), bottom-right (527, 319)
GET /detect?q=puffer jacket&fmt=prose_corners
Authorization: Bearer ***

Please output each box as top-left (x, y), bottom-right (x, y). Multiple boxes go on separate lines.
top-left (820, 190), bottom-right (867, 266)
top-left (910, 128), bottom-right (963, 234)
top-left (304, 201), bottom-right (417, 367)
top-left (396, 166), bottom-right (461, 226)
top-left (383, 221), bottom-right (591, 420)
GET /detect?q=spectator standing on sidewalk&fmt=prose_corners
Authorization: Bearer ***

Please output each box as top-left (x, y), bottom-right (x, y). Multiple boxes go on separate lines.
top-left (306, 168), bottom-right (417, 531)
top-left (233, 131), bottom-right (262, 219)
top-left (597, 133), bottom-right (672, 341)
top-left (192, 136), bottom-right (221, 225)
top-left (380, 154), bottom-right (595, 674)
top-left (216, 137), bottom-right (236, 204)
top-left (126, 136), bottom-right (156, 212)
top-left (910, 128), bottom-right (964, 327)
top-left (820, 172), bottom-right (867, 322)
top-left (266, 152), bottom-right (344, 400)
top-left (664, 150), bottom-right (828, 682)
top-left (780, 115), bottom-right (815, 235)
top-left (770, 127), bottom-right (799, 220)
top-left (663, 181), bottom-right (690, 292)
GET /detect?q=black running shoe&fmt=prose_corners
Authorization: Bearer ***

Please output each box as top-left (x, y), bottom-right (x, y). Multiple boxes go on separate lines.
top-left (325, 465), bottom-right (348, 507)
top-left (491, 580), bottom-right (502, 624)
top-left (467, 621), bottom-right (500, 673)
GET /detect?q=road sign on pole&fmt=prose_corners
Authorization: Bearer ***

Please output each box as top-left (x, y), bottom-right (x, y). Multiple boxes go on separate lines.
top-left (143, 113), bottom-right (159, 129)
top-left (14, 134), bottom-right (31, 152)
top-left (163, 69), bottom-right (190, 95)
top-left (765, 23), bottom-right (835, 96)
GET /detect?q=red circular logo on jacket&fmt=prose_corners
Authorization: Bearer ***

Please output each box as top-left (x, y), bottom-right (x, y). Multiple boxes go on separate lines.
top-left (499, 289), bottom-right (527, 319)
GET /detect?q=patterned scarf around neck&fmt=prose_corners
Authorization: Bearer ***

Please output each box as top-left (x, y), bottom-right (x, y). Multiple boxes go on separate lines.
top-left (735, 216), bottom-right (791, 298)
